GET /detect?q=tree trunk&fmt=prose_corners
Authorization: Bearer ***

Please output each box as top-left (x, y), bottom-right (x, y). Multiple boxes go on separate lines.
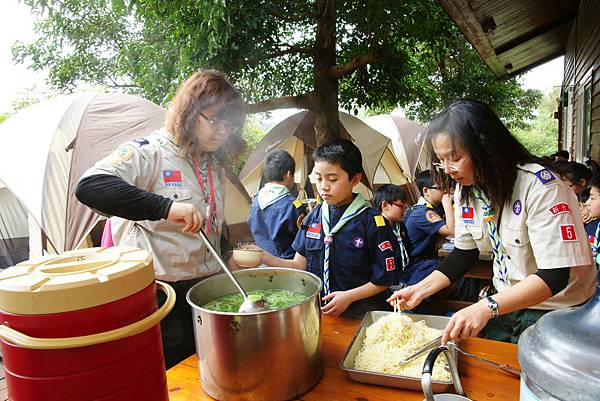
top-left (313, 0), bottom-right (339, 146)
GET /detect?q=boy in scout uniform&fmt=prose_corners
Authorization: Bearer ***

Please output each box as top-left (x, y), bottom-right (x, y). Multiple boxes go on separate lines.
top-left (262, 139), bottom-right (401, 319)
top-left (248, 150), bottom-right (307, 259)
top-left (402, 170), bottom-right (454, 285)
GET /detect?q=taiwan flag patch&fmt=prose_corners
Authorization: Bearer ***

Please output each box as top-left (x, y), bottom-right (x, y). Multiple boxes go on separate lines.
top-left (462, 206), bottom-right (475, 224)
top-left (163, 170), bottom-right (182, 187)
top-left (462, 207), bottom-right (474, 219)
top-left (385, 257), bottom-right (396, 271)
top-left (306, 223), bottom-right (322, 240)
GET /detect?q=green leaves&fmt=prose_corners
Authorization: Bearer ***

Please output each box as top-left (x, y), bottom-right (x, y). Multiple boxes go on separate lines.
top-left (15, 0), bottom-right (539, 128)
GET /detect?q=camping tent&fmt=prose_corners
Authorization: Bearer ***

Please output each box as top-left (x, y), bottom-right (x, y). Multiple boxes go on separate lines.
top-left (364, 114), bottom-right (428, 178)
top-left (0, 93), bottom-right (251, 256)
top-left (239, 110), bottom-right (410, 200)
top-left (0, 180), bottom-right (29, 267)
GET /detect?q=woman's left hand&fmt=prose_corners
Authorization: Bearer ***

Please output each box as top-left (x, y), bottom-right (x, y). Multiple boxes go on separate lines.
top-left (442, 300), bottom-right (492, 344)
top-left (321, 291), bottom-right (353, 316)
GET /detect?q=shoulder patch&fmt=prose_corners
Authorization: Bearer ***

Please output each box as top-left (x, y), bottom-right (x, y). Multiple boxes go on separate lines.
top-left (425, 210), bottom-right (442, 223)
top-left (534, 168), bottom-right (556, 185)
top-left (111, 144), bottom-right (134, 165)
top-left (293, 199), bottom-right (303, 208)
top-left (374, 215), bottom-right (386, 227)
top-left (132, 138), bottom-right (149, 146)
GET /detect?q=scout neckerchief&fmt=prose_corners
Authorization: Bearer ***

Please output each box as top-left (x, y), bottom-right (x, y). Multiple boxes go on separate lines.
top-left (321, 194), bottom-right (371, 295)
top-left (392, 223), bottom-right (409, 269)
top-left (191, 158), bottom-right (216, 236)
top-left (257, 183), bottom-right (290, 210)
top-left (472, 187), bottom-right (510, 284)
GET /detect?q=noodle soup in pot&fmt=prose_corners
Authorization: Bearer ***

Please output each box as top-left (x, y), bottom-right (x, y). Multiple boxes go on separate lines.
top-left (186, 267), bottom-right (323, 401)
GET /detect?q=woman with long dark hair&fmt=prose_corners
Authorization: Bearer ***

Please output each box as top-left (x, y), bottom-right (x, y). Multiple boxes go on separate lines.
top-left (388, 99), bottom-right (596, 343)
top-left (76, 70), bottom-right (246, 367)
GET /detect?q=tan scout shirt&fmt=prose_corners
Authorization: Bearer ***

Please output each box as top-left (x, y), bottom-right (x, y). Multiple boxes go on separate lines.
top-left (453, 163), bottom-right (596, 310)
top-left (82, 129), bottom-right (226, 282)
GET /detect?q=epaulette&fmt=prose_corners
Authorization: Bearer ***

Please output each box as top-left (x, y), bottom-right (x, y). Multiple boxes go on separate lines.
top-left (132, 138), bottom-right (149, 146)
top-left (374, 215), bottom-right (386, 227)
top-left (518, 163), bottom-right (557, 186)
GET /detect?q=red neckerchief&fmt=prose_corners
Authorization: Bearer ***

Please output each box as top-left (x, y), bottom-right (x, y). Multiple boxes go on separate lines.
top-left (191, 159), bottom-right (216, 235)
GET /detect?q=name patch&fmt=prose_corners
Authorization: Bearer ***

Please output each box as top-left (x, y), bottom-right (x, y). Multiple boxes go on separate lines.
top-left (549, 203), bottom-right (572, 216)
top-left (378, 241), bottom-right (392, 252)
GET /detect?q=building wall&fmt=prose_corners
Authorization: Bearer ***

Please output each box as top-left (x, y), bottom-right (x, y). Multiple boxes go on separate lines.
top-left (562, 0), bottom-right (600, 162)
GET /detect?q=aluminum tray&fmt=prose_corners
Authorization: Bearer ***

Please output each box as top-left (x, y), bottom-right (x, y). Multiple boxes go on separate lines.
top-left (339, 311), bottom-right (458, 392)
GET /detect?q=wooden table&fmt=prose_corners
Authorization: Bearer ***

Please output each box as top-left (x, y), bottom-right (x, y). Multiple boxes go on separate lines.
top-left (166, 315), bottom-right (520, 401)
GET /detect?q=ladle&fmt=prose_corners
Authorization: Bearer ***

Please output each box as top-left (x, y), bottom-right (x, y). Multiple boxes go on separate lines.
top-left (197, 229), bottom-right (269, 313)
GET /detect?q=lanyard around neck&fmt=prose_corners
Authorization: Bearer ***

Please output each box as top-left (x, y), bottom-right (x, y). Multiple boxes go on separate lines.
top-left (191, 159), bottom-right (216, 236)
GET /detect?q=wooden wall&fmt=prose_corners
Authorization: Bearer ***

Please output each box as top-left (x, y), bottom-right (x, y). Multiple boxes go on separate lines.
top-left (562, 0), bottom-right (600, 161)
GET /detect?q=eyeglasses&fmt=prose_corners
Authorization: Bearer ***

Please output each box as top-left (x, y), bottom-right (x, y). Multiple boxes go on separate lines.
top-left (392, 202), bottom-right (406, 209)
top-left (428, 186), bottom-right (441, 190)
top-left (432, 158), bottom-right (466, 173)
top-left (199, 111), bottom-right (238, 135)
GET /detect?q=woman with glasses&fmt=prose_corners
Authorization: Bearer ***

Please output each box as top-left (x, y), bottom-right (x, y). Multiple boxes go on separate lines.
top-left (388, 99), bottom-right (596, 344)
top-left (76, 70), bottom-right (245, 367)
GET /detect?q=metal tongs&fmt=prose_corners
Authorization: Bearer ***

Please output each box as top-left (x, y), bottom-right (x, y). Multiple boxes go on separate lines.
top-left (392, 299), bottom-right (443, 366)
top-left (447, 341), bottom-right (521, 377)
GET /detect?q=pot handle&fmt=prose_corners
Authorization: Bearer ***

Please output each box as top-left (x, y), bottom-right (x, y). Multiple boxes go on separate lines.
top-left (0, 281), bottom-right (175, 350)
top-left (421, 345), bottom-right (467, 401)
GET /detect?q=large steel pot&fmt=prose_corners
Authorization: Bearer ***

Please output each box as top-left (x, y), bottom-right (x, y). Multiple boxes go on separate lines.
top-left (187, 267), bottom-right (323, 401)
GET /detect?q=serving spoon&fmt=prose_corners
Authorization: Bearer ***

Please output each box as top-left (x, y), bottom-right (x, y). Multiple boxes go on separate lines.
top-left (197, 228), bottom-right (270, 313)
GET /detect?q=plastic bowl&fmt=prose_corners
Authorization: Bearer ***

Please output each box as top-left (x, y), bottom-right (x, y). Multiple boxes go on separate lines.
top-left (233, 249), bottom-right (263, 268)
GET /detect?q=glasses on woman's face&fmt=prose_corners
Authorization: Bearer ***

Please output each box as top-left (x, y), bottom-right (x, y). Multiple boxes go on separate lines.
top-left (199, 111), bottom-right (237, 135)
top-left (432, 158), bottom-right (466, 173)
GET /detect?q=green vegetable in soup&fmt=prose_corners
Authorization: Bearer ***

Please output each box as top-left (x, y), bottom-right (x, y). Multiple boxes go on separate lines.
top-left (202, 289), bottom-right (307, 312)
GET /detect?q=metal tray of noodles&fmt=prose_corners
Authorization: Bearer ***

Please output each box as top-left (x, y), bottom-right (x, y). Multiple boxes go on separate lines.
top-left (339, 311), bottom-right (458, 392)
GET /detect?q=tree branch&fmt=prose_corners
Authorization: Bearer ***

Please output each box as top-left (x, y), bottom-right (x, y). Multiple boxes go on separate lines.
top-left (268, 9), bottom-right (315, 23)
top-left (330, 48), bottom-right (384, 79)
top-left (246, 92), bottom-right (315, 114)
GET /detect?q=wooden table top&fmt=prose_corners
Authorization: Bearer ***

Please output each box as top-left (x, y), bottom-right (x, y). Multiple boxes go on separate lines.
top-left (166, 315), bottom-right (520, 401)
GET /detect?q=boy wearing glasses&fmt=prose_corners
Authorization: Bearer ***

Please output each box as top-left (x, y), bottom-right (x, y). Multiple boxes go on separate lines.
top-left (402, 170), bottom-right (455, 286)
top-left (373, 184), bottom-right (412, 269)
top-left (261, 139), bottom-right (401, 318)
top-left (247, 149), bottom-right (307, 259)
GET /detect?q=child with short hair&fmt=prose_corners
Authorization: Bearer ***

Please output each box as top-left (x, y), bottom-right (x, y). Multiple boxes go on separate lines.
top-left (248, 149), bottom-right (306, 259)
top-left (584, 176), bottom-right (600, 266)
top-left (262, 139), bottom-right (401, 318)
top-left (373, 184), bottom-right (412, 269)
top-left (402, 170), bottom-right (454, 285)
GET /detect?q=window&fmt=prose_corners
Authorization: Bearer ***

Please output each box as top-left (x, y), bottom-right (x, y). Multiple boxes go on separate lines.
top-left (576, 69), bottom-right (593, 162)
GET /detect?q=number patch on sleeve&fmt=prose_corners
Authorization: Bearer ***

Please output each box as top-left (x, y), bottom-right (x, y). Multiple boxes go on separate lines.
top-left (560, 224), bottom-right (577, 241)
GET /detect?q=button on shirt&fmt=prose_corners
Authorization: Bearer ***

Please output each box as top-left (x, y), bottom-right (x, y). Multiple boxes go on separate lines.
top-left (453, 163), bottom-right (596, 309)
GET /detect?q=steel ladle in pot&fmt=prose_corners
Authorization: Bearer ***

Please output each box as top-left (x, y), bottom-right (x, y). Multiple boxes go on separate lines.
top-left (197, 229), bottom-right (269, 313)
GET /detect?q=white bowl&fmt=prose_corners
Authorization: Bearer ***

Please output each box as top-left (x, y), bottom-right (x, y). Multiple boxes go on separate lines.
top-left (233, 249), bottom-right (263, 268)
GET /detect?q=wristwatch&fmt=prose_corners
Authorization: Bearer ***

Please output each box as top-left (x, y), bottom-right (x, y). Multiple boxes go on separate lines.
top-left (486, 296), bottom-right (500, 318)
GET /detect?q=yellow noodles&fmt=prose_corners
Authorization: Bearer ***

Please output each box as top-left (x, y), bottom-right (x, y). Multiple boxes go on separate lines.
top-left (354, 314), bottom-right (451, 381)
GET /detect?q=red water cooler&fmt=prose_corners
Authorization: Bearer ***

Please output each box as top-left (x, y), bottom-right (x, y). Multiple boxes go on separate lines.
top-left (0, 247), bottom-right (175, 401)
